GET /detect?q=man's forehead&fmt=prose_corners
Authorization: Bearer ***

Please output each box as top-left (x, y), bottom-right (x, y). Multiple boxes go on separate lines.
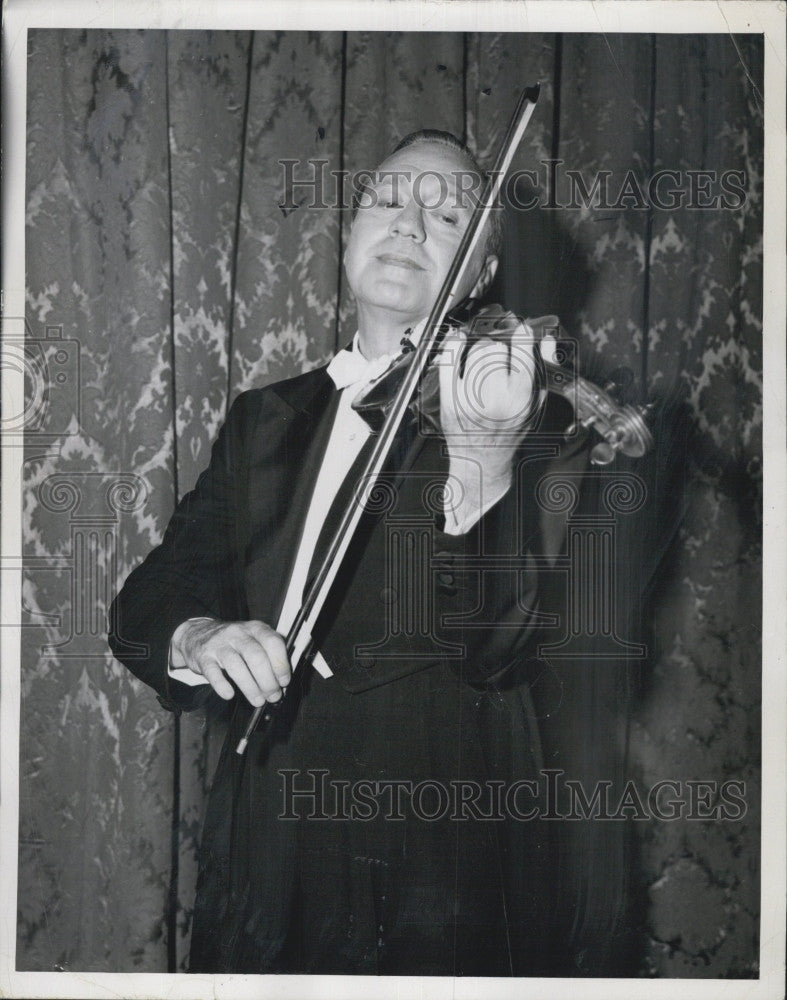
top-left (378, 141), bottom-right (479, 177)
top-left (370, 144), bottom-right (484, 201)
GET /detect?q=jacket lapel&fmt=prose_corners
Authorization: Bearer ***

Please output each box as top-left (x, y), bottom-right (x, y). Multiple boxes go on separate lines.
top-left (241, 366), bottom-right (434, 662)
top-left (243, 367), bottom-right (339, 626)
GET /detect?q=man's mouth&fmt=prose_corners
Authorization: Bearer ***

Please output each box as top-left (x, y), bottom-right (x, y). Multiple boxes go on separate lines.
top-left (376, 253), bottom-right (425, 270)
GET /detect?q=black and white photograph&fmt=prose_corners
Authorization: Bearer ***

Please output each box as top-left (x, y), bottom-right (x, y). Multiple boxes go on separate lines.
top-left (1, 1), bottom-right (784, 997)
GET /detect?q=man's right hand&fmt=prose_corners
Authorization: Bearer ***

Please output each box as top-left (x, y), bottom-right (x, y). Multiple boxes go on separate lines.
top-left (169, 618), bottom-right (291, 706)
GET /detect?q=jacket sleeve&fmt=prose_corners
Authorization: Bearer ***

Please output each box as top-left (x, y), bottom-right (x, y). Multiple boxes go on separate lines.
top-left (107, 392), bottom-right (255, 713)
top-left (429, 423), bottom-right (591, 687)
top-left (430, 389), bottom-right (688, 689)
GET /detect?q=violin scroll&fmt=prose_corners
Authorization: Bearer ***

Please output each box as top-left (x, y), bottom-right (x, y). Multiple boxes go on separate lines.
top-left (545, 362), bottom-right (653, 465)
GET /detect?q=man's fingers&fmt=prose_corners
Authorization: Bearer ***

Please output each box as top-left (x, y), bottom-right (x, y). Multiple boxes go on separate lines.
top-left (232, 632), bottom-right (287, 702)
top-left (456, 334), bottom-right (535, 425)
top-left (247, 621), bottom-right (291, 687)
top-left (438, 330), bottom-right (465, 403)
top-left (200, 659), bottom-right (237, 701)
top-left (211, 648), bottom-right (270, 706)
top-left (185, 620), bottom-right (293, 707)
top-left (540, 333), bottom-right (558, 364)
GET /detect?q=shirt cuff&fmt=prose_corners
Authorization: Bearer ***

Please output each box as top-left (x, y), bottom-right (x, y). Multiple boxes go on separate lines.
top-left (442, 480), bottom-right (512, 535)
top-left (167, 617), bottom-right (214, 687)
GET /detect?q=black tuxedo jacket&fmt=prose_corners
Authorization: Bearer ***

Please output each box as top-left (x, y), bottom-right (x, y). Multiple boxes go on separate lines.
top-left (109, 363), bottom-right (590, 709)
top-left (109, 363), bottom-right (655, 976)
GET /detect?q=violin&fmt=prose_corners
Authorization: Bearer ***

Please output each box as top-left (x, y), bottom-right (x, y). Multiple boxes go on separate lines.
top-left (351, 303), bottom-right (653, 466)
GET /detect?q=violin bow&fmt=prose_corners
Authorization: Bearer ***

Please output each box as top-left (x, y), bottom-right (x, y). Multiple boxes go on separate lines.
top-left (237, 84), bottom-right (541, 754)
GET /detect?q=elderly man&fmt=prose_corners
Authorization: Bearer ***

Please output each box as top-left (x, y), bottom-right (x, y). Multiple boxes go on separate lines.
top-left (109, 130), bottom-right (609, 976)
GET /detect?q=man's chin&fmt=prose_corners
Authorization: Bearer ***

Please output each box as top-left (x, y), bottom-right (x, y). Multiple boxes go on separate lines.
top-left (357, 291), bottom-right (430, 321)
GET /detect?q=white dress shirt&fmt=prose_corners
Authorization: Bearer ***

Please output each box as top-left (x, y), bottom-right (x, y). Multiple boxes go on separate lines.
top-left (169, 326), bottom-right (509, 687)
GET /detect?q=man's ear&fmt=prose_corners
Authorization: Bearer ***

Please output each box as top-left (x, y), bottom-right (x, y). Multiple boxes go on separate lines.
top-left (468, 254), bottom-right (499, 299)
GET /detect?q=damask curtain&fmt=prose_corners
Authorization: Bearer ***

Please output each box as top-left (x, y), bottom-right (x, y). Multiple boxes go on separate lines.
top-left (20, 30), bottom-right (762, 976)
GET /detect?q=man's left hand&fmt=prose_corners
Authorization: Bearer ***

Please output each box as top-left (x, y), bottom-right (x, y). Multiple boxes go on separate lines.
top-left (437, 306), bottom-right (548, 527)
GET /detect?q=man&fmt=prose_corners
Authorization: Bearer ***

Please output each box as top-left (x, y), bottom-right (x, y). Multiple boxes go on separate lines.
top-left (109, 131), bottom-right (617, 976)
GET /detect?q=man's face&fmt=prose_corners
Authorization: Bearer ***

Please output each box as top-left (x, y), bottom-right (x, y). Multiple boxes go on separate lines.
top-left (343, 141), bottom-right (497, 328)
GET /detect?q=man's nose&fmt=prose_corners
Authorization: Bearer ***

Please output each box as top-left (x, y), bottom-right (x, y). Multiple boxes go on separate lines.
top-left (389, 200), bottom-right (426, 241)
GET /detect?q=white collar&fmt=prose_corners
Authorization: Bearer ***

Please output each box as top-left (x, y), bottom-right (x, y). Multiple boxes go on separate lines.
top-left (326, 319), bottom-right (427, 390)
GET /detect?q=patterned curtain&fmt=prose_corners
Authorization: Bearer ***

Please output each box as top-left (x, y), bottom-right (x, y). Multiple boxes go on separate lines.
top-left (20, 30), bottom-right (762, 976)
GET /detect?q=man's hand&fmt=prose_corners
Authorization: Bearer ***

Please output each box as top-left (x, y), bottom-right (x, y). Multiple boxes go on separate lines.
top-left (438, 306), bottom-right (552, 523)
top-left (169, 618), bottom-right (291, 706)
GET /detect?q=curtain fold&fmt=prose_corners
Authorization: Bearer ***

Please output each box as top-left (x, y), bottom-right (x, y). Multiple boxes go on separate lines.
top-left (20, 29), bottom-right (762, 977)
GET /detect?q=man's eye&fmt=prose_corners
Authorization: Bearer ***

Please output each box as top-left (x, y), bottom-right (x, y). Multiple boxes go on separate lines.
top-left (438, 213), bottom-right (458, 225)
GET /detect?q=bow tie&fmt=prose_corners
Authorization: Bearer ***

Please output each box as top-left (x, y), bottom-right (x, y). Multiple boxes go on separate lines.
top-left (326, 347), bottom-right (395, 391)
top-left (326, 332), bottom-right (417, 391)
